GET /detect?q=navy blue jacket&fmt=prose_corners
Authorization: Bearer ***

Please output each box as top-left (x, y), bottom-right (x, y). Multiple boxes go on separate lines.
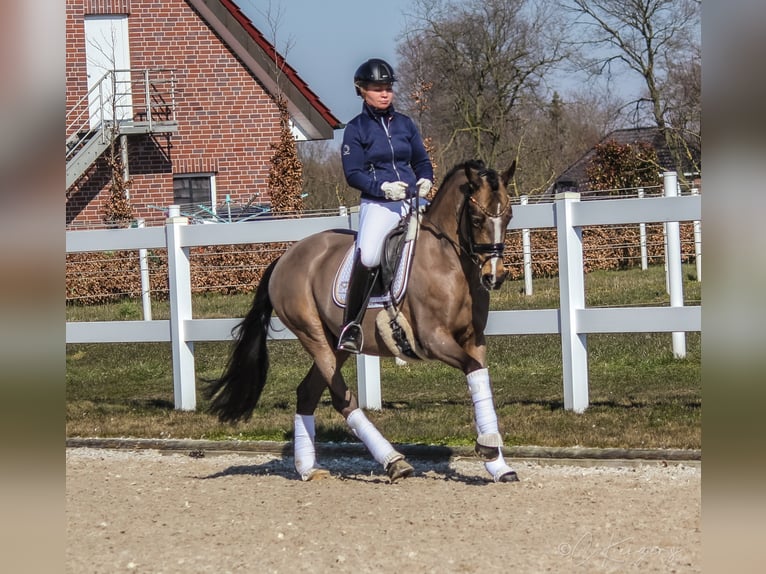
top-left (341, 103), bottom-right (433, 201)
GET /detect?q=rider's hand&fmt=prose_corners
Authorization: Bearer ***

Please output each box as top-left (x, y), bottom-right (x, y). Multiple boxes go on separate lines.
top-left (381, 181), bottom-right (408, 201)
top-left (416, 178), bottom-right (433, 198)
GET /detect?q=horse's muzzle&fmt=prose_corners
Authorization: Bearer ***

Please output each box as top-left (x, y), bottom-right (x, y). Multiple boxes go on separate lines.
top-left (481, 257), bottom-right (508, 290)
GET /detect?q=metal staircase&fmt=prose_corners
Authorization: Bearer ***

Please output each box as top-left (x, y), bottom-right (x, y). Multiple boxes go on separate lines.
top-left (66, 69), bottom-right (179, 189)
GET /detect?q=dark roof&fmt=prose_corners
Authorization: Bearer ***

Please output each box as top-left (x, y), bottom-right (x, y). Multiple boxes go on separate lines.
top-left (552, 127), bottom-right (701, 193)
top-left (189, 0), bottom-right (343, 140)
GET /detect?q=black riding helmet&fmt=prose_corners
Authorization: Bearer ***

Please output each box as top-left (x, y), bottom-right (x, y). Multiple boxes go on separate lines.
top-left (354, 58), bottom-right (397, 95)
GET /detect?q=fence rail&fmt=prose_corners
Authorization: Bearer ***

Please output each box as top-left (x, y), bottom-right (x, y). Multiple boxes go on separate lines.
top-left (65, 173), bottom-right (701, 413)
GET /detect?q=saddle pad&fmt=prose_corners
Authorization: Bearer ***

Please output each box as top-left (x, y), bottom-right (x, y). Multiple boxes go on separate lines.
top-left (333, 239), bottom-right (414, 309)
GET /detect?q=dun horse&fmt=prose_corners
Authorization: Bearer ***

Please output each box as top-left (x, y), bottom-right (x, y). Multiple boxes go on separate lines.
top-left (206, 159), bottom-right (519, 483)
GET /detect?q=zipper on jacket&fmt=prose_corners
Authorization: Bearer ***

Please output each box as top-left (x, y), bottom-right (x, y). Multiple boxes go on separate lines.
top-left (380, 116), bottom-right (402, 182)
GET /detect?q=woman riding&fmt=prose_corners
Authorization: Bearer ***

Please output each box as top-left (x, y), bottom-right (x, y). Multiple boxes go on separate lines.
top-left (338, 57), bottom-right (434, 353)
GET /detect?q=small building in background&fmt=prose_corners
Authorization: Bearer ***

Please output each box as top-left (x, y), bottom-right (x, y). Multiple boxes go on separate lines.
top-left (548, 127), bottom-right (701, 197)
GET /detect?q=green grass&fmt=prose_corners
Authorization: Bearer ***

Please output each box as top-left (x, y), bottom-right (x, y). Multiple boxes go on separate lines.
top-left (66, 264), bottom-right (701, 449)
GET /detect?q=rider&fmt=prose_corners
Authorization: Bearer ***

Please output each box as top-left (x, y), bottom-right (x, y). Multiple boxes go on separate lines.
top-left (338, 57), bottom-right (434, 353)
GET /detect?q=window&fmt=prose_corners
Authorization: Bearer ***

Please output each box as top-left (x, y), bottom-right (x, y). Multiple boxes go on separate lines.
top-left (173, 174), bottom-right (215, 209)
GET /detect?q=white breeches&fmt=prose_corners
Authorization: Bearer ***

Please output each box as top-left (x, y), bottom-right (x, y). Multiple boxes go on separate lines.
top-left (357, 198), bottom-right (420, 267)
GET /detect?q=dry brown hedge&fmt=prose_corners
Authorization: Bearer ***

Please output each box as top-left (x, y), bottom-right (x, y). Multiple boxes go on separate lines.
top-left (66, 225), bottom-right (697, 305)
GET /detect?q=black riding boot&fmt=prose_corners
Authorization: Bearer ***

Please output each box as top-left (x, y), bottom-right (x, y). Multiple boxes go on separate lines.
top-left (337, 250), bottom-right (378, 353)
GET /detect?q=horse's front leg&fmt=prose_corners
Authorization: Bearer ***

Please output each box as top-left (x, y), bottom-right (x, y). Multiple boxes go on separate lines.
top-left (467, 366), bottom-right (519, 482)
top-left (422, 333), bottom-right (518, 482)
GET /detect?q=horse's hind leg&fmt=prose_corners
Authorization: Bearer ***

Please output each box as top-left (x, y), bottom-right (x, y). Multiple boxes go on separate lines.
top-left (293, 364), bottom-right (331, 481)
top-left (344, 407), bottom-right (414, 482)
top-left (299, 336), bottom-right (413, 482)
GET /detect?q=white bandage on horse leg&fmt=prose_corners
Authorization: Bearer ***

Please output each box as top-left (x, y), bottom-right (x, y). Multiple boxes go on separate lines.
top-left (466, 369), bottom-right (517, 481)
top-left (466, 368), bottom-right (502, 447)
top-left (346, 408), bottom-right (403, 468)
top-left (294, 414), bottom-right (323, 481)
top-left (484, 450), bottom-right (516, 482)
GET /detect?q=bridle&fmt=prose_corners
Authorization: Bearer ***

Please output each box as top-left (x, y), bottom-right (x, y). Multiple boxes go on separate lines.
top-left (458, 170), bottom-right (512, 266)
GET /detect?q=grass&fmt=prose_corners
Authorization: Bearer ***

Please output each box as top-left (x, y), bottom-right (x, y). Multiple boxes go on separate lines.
top-left (66, 264), bottom-right (701, 450)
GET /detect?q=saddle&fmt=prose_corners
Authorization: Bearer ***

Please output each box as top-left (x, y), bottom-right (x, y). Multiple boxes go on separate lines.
top-left (333, 215), bottom-right (417, 308)
top-left (333, 214), bottom-right (427, 362)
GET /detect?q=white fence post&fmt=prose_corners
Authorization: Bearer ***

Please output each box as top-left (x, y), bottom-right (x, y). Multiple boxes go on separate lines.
top-left (356, 354), bottom-right (382, 410)
top-left (165, 205), bottom-right (196, 410)
top-left (136, 218), bottom-right (153, 321)
top-left (555, 192), bottom-right (589, 412)
top-left (638, 188), bottom-right (648, 270)
top-left (520, 195), bottom-right (533, 295)
top-left (663, 173), bottom-right (687, 358)
top-left (692, 188), bottom-right (702, 281)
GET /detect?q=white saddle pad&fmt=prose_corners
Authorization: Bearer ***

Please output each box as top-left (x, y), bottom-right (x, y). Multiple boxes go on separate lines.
top-left (332, 239), bottom-right (414, 309)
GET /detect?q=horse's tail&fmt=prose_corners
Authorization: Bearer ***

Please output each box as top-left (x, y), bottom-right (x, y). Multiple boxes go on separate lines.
top-left (204, 258), bottom-right (280, 423)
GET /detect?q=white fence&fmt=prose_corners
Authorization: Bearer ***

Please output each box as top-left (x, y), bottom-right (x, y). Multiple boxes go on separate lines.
top-left (66, 172), bottom-right (701, 413)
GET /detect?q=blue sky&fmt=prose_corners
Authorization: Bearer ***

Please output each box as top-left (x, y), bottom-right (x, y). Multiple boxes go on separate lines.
top-left (236, 0), bottom-right (418, 130)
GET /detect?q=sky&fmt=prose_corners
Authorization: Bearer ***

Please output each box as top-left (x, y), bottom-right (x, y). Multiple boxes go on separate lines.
top-left (236, 0), bottom-right (421, 136)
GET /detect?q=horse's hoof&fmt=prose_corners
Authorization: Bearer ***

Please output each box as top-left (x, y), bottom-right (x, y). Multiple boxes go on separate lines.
top-left (386, 459), bottom-right (414, 483)
top-left (301, 467), bottom-right (331, 481)
top-left (495, 470), bottom-right (519, 483)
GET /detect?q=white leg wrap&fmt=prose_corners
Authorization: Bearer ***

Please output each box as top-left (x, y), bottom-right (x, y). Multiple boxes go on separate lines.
top-left (467, 368), bottom-right (502, 447)
top-left (467, 369), bottom-right (516, 481)
top-left (294, 414), bottom-right (325, 481)
top-left (485, 451), bottom-right (517, 482)
top-left (346, 408), bottom-right (402, 468)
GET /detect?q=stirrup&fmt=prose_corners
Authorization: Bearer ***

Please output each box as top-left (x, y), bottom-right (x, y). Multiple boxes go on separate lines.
top-left (337, 322), bottom-right (363, 353)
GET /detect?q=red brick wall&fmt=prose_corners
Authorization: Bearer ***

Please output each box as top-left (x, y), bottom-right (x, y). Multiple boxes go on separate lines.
top-left (66, 0), bottom-right (281, 227)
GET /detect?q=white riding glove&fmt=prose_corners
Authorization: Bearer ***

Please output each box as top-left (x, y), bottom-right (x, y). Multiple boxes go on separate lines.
top-left (381, 181), bottom-right (408, 201)
top-left (416, 178), bottom-right (433, 198)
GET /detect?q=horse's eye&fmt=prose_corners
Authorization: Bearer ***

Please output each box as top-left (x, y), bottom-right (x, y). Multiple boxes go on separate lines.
top-left (470, 215), bottom-right (483, 228)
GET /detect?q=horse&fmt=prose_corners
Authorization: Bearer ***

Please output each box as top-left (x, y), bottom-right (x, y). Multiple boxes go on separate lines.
top-left (205, 159), bottom-right (519, 483)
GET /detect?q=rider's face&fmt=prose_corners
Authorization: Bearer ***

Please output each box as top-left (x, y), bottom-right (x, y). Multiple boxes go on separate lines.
top-left (361, 84), bottom-right (394, 110)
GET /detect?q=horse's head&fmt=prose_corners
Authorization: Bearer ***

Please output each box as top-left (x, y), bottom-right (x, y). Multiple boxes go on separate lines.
top-left (460, 160), bottom-right (516, 290)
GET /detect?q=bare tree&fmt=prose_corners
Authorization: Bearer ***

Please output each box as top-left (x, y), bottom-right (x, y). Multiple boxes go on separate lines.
top-left (663, 42), bottom-right (701, 150)
top-left (249, 1), bottom-right (304, 214)
top-left (558, 0), bottom-right (701, 176)
top-left (516, 88), bottom-right (620, 194)
top-left (85, 28), bottom-right (134, 225)
top-left (397, 0), bottom-right (569, 176)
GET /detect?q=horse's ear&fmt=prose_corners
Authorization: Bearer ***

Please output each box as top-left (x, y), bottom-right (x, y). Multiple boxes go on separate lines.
top-left (464, 163), bottom-right (483, 191)
top-left (502, 160), bottom-right (517, 186)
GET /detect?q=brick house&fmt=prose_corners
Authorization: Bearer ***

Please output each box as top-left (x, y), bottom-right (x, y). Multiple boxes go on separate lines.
top-left (66, 0), bottom-right (342, 228)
